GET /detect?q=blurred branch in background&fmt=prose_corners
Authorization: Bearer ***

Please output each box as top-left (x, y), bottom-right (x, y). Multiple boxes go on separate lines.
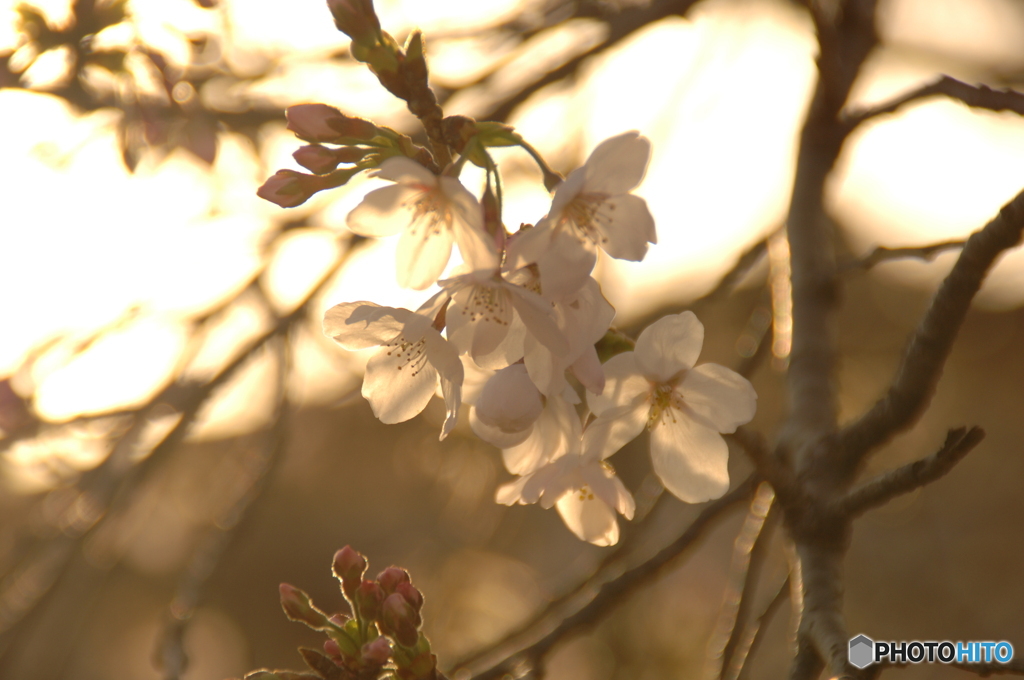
top-left (2, 1), bottom-right (1024, 680)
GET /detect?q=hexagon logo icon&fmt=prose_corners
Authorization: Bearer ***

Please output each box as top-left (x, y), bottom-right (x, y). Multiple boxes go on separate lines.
top-left (849, 634), bottom-right (874, 669)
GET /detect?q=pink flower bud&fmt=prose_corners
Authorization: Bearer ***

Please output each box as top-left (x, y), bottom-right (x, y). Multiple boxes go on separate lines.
top-left (293, 145), bottom-right (367, 174)
top-left (332, 546), bottom-right (368, 599)
top-left (286, 104), bottom-right (378, 144)
top-left (376, 567), bottom-right (410, 595)
top-left (279, 583), bottom-right (331, 630)
top-left (326, 0), bottom-right (381, 46)
top-left (394, 582), bottom-right (423, 613)
top-left (381, 593), bottom-right (419, 647)
top-left (257, 170), bottom-right (323, 208)
top-left (361, 637), bottom-right (391, 666)
top-left (355, 580), bottom-right (384, 621)
top-left (324, 638), bottom-right (343, 662)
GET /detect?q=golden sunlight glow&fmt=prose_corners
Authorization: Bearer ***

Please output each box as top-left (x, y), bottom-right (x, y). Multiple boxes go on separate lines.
top-left (3, 0), bottom-right (1024, 459)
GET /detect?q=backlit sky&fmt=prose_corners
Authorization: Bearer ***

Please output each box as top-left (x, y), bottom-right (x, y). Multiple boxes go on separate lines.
top-left (3, 0), bottom-right (1024, 444)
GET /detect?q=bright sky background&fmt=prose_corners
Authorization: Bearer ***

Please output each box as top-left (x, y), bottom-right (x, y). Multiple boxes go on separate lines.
top-left (3, 0), bottom-right (1024, 453)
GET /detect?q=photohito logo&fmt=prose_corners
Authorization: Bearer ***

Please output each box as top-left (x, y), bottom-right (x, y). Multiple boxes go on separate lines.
top-left (848, 634), bottom-right (1015, 669)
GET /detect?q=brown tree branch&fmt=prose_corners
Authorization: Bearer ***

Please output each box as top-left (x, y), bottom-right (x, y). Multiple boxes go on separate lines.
top-left (838, 427), bottom-right (985, 518)
top-left (706, 483), bottom-right (777, 680)
top-left (476, 0), bottom-right (705, 122)
top-left (839, 188), bottom-right (1024, 467)
top-left (845, 240), bottom-right (966, 271)
top-left (156, 334), bottom-right (293, 680)
top-left (730, 575), bottom-right (791, 680)
top-left (454, 475), bottom-right (759, 680)
top-left (843, 76), bottom-right (1024, 130)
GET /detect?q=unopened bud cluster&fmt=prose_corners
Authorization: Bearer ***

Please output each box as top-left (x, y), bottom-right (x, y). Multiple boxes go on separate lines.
top-left (250, 547), bottom-right (438, 680)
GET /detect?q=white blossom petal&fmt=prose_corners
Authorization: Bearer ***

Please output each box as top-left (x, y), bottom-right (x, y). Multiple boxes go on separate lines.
top-left (445, 278), bottom-right (515, 358)
top-left (594, 194), bottom-right (656, 261)
top-left (323, 302), bottom-right (411, 350)
top-left (471, 408), bottom-right (533, 448)
top-left (678, 363), bottom-right (757, 434)
top-left (634, 312), bottom-right (704, 383)
top-left (346, 184), bottom-right (416, 237)
top-left (571, 346), bottom-right (605, 395)
top-left (474, 364), bottom-right (543, 434)
top-left (501, 394), bottom-right (580, 475)
top-left (361, 335), bottom-right (438, 425)
top-left (555, 490), bottom-right (620, 546)
top-left (425, 331), bottom-right (464, 439)
top-left (581, 463), bottom-right (636, 519)
top-left (650, 413), bottom-right (730, 503)
top-left (507, 284), bottom-right (569, 357)
top-left (372, 155), bottom-right (438, 184)
top-left (547, 166), bottom-right (587, 216)
top-left (395, 217), bottom-right (455, 290)
top-left (458, 356), bottom-right (494, 406)
top-left (441, 176), bottom-right (499, 273)
top-left (582, 402), bottom-right (649, 461)
top-left (582, 132), bottom-right (650, 195)
top-left (587, 352), bottom-right (649, 416)
top-left (535, 228), bottom-right (597, 300)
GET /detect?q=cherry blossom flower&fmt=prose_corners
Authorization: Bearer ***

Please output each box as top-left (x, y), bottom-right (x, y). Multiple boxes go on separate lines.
top-left (506, 132), bottom-right (657, 298)
top-left (323, 301), bottom-right (463, 439)
top-left (347, 157), bottom-right (497, 290)
top-left (514, 273), bottom-right (614, 396)
top-left (586, 312), bottom-right (757, 503)
top-left (437, 268), bottom-right (568, 369)
top-left (496, 431), bottom-right (635, 546)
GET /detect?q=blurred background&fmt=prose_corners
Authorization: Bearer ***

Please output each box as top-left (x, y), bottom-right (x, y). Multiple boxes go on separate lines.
top-left (1, 0), bottom-right (1023, 678)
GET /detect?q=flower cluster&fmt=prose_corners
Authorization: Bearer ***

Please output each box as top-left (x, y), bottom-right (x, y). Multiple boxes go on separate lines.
top-left (257, 0), bottom-right (757, 546)
top-left (251, 547), bottom-right (438, 680)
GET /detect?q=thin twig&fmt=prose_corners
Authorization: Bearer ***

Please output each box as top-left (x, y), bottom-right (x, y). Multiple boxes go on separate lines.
top-left (731, 575), bottom-right (791, 680)
top-left (0, 243), bottom-right (357, 673)
top-left (843, 76), bottom-right (1024, 130)
top-left (156, 333), bottom-right (292, 680)
top-left (839, 188), bottom-right (1024, 468)
top-left (477, 0), bottom-right (705, 122)
top-left (845, 240), bottom-right (965, 271)
top-left (455, 475), bottom-right (759, 680)
top-left (705, 483), bottom-right (776, 680)
top-left (839, 427), bottom-right (985, 518)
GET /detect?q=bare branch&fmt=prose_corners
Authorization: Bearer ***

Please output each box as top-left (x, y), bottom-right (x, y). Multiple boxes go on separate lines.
top-left (845, 240), bottom-right (966, 271)
top-left (784, 0), bottom-right (880, 440)
top-left (156, 334), bottom-right (293, 680)
top-left (729, 428), bottom-right (798, 504)
top-left (843, 76), bottom-right (1024, 130)
top-left (839, 427), bottom-right (985, 518)
top-left (476, 0), bottom-right (705, 122)
top-left (706, 483), bottom-right (777, 680)
top-left (730, 576), bottom-right (791, 680)
top-left (840, 188), bottom-right (1024, 464)
top-left (455, 475), bottom-right (759, 680)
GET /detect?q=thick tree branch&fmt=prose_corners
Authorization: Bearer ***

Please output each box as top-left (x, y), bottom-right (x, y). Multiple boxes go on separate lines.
top-left (839, 427), bottom-right (985, 517)
top-left (840, 189), bottom-right (1024, 465)
top-left (784, 0), bottom-right (879, 442)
